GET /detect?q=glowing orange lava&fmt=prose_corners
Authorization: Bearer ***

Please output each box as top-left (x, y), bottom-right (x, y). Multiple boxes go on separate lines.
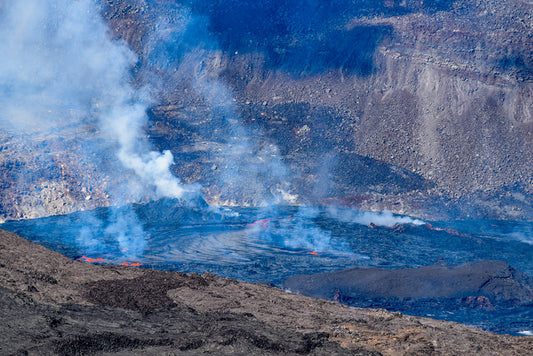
top-left (78, 255), bottom-right (140, 267)
top-left (121, 262), bottom-right (142, 267)
top-left (248, 218), bottom-right (272, 228)
top-left (78, 255), bottom-right (105, 263)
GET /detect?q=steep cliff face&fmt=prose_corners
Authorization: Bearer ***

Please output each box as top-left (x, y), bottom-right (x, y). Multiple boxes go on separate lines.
top-left (124, 0), bottom-right (533, 219)
top-left (349, 3), bottom-right (533, 199)
top-left (0, 0), bottom-right (531, 221)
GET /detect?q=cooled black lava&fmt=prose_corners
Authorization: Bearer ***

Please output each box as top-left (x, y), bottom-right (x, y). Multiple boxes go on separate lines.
top-left (2, 198), bottom-right (532, 335)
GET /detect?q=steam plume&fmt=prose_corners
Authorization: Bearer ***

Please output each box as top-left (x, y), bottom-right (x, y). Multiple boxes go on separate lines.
top-left (0, 0), bottom-right (195, 201)
top-left (144, 5), bottom-right (295, 206)
top-left (0, 0), bottom-right (200, 257)
top-left (327, 207), bottom-right (425, 227)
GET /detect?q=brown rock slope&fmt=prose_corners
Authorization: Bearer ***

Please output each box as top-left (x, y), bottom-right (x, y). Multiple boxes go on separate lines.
top-left (0, 228), bottom-right (531, 355)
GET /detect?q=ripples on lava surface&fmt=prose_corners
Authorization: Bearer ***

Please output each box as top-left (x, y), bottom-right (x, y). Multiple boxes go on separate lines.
top-left (2, 198), bottom-right (532, 335)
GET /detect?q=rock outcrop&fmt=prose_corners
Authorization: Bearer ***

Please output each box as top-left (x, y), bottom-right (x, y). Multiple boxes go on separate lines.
top-left (284, 260), bottom-right (533, 306)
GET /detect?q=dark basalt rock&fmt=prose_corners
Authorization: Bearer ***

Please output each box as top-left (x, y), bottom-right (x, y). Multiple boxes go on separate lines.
top-left (284, 260), bottom-right (533, 304)
top-left (0, 229), bottom-right (373, 355)
top-left (84, 270), bottom-right (207, 313)
top-left (283, 260), bottom-right (533, 331)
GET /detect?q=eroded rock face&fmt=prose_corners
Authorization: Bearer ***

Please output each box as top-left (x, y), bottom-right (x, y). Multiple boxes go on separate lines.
top-left (1, 0), bottom-right (532, 220)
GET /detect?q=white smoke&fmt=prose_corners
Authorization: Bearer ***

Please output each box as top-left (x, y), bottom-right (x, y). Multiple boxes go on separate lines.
top-left (265, 207), bottom-right (333, 252)
top-left (0, 0), bottom-right (195, 201)
top-left (191, 57), bottom-right (293, 206)
top-left (0, 0), bottom-right (200, 258)
top-left (141, 6), bottom-right (295, 206)
top-left (518, 330), bottom-right (533, 336)
top-left (503, 230), bottom-right (533, 245)
top-left (327, 206), bottom-right (425, 227)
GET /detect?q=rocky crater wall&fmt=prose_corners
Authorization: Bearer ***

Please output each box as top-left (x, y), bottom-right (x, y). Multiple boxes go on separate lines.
top-left (1, 0), bottom-right (532, 221)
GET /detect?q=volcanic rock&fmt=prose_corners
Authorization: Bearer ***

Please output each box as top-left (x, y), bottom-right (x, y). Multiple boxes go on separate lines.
top-left (1, 0), bottom-right (533, 222)
top-left (103, 0), bottom-right (533, 220)
top-left (1, 229), bottom-right (532, 355)
top-left (284, 260), bottom-right (533, 300)
top-left (283, 261), bottom-right (533, 315)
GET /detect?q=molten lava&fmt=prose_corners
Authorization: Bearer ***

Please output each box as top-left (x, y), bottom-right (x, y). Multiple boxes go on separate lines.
top-left (78, 255), bottom-right (104, 263)
top-left (248, 218), bottom-right (272, 228)
top-left (121, 262), bottom-right (142, 267)
top-left (424, 223), bottom-right (462, 236)
top-left (77, 255), bottom-right (141, 267)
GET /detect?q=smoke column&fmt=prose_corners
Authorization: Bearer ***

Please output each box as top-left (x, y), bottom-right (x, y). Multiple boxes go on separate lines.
top-left (141, 3), bottom-right (296, 207)
top-left (327, 206), bottom-right (425, 227)
top-left (193, 66), bottom-right (294, 206)
top-left (0, 0), bottom-right (196, 199)
top-left (0, 0), bottom-right (198, 257)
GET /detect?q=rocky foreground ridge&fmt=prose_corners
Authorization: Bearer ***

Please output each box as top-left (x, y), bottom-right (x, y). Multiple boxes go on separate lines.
top-left (1, 229), bottom-right (532, 355)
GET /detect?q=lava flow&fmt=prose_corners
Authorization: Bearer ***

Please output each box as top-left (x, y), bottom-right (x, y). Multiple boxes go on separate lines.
top-left (121, 262), bottom-right (142, 266)
top-left (77, 255), bottom-right (142, 267)
top-left (248, 218), bottom-right (272, 228)
top-left (78, 255), bottom-right (105, 263)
